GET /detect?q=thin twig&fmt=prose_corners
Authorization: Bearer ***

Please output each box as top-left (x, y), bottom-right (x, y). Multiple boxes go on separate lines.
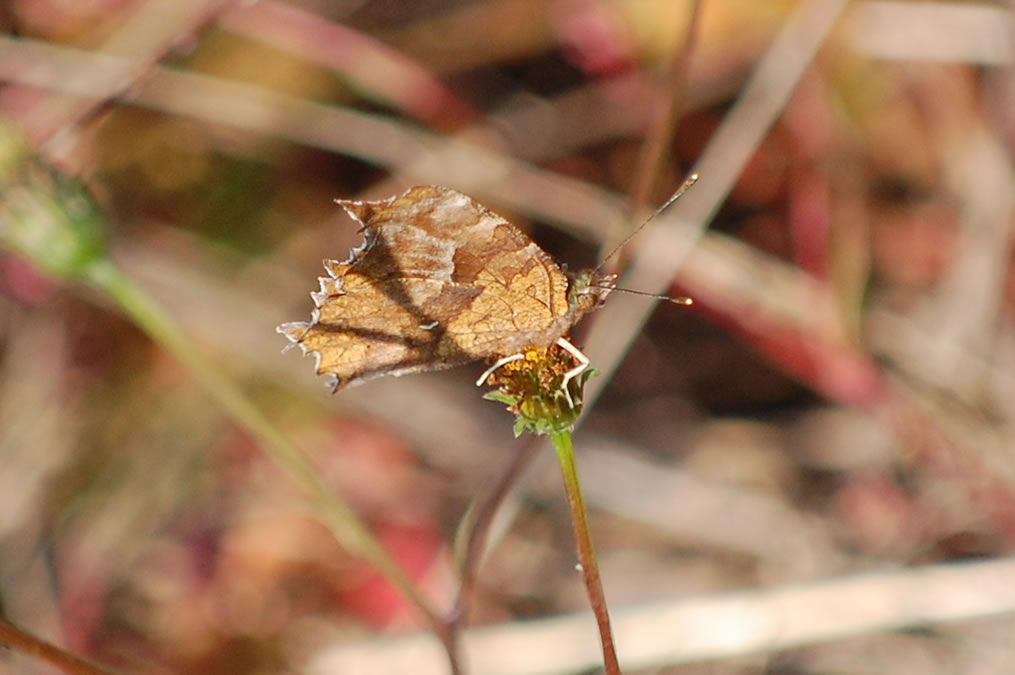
top-left (611, 0), bottom-right (701, 275)
top-left (0, 618), bottom-right (117, 675)
top-left (449, 436), bottom-right (542, 627)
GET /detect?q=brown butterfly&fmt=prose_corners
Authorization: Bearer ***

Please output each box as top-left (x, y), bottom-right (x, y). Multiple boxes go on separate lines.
top-left (277, 185), bottom-right (616, 405)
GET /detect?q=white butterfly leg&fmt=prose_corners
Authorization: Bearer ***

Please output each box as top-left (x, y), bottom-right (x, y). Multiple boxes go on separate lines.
top-left (556, 337), bottom-right (590, 409)
top-left (475, 353), bottom-right (526, 387)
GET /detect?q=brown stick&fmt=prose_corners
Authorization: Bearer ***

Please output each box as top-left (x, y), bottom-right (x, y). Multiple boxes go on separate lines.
top-left (0, 618), bottom-right (117, 675)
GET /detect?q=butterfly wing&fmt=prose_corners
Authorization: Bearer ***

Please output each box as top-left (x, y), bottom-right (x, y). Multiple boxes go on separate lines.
top-left (279, 185), bottom-right (577, 390)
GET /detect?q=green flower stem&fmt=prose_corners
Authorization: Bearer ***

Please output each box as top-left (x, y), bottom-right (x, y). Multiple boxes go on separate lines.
top-left (549, 429), bottom-right (621, 675)
top-left (1, 140), bottom-right (459, 670)
top-left (79, 258), bottom-right (443, 629)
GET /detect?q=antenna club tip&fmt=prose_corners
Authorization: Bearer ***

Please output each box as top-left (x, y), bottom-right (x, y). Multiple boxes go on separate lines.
top-left (671, 297), bottom-right (693, 305)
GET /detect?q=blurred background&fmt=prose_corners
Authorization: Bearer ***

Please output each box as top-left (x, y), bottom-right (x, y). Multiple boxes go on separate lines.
top-left (3, 0), bottom-right (1015, 673)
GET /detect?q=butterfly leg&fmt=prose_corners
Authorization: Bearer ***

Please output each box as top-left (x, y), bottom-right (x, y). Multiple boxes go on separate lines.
top-left (476, 353), bottom-right (526, 387)
top-left (556, 337), bottom-right (590, 409)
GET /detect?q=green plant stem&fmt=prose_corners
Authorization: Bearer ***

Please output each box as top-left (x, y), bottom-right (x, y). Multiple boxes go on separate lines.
top-left (0, 149), bottom-right (460, 673)
top-left (80, 258), bottom-right (454, 651)
top-left (549, 429), bottom-right (620, 675)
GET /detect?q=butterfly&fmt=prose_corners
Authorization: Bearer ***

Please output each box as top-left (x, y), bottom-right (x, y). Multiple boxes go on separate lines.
top-left (277, 185), bottom-right (616, 406)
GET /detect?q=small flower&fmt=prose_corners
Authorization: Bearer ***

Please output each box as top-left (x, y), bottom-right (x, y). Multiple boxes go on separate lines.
top-left (482, 342), bottom-right (597, 436)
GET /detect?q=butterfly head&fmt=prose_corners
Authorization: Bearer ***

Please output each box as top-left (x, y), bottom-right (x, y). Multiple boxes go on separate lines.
top-left (567, 268), bottom-right (616, 316)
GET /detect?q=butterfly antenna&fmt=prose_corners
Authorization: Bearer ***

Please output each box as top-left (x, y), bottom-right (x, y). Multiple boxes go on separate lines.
top-left (597, 172), bottom-right (699, 271)
top-left (592, 284), bottom-right (693, 305)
